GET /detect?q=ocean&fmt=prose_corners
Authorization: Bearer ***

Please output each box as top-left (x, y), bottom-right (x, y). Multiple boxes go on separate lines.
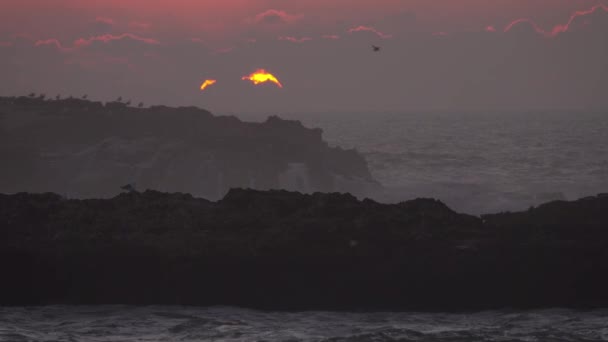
top-left (235, 110), bottom-right (608, 214)
top-left (2, 111), bottom-right (607, 341)
top-left (1, 306), bottom-right (607, 341)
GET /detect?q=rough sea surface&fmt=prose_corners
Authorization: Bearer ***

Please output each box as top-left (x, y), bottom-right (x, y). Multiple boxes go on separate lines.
top-left (3, 112), bottom-right (606, 341)
top-left (236, 111), bottom-right (608, 214)
top-left (1, 306), bottom-right (607, 342)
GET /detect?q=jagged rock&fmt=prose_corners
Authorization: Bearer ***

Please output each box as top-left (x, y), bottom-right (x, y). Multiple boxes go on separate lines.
top-left (0, 190), bottom-right (607, 310)
top-left (0, 96), bottom-right (380, 199)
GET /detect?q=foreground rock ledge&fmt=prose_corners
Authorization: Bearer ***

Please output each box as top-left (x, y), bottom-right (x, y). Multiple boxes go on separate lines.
top-left (1, 189), bottom-right (607, 310)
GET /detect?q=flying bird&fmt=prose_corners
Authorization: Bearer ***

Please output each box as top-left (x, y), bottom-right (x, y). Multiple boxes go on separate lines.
top-left (372, 45), bottom-right (381, 52)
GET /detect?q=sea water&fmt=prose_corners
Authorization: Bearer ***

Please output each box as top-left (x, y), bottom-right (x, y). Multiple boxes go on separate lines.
top-left (235, 110), bottom-right (608, 214)
top-left (1, 306), bottom-right (607, 341)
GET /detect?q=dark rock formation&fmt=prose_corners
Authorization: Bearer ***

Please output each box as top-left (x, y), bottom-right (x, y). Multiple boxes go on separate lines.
top-left (0, 96), bottom-right (379, 199)
top-left (1, 189), bottom-right (607, 310)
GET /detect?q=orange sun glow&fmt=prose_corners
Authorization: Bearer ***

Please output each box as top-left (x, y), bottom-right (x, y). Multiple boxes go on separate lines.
top-left (241, 69), bottom-right (283, 88)
top-left (200, 79), bottom-right (217, 91)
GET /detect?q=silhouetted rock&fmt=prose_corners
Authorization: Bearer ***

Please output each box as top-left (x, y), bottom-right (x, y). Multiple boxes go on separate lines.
top-left (0, 190), bottom-right (607, 310)
top-left (0, 96), bottom-right (379, 199)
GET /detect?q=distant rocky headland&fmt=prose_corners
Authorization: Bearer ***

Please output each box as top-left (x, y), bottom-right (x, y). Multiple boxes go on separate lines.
top-left (0, 95), bottom-right (379, 199)
top-left (1, 189), bottom-right (607, 310)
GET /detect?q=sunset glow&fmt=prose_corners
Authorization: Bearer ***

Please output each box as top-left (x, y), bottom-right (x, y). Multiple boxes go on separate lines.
top-left (3, 0), bottom-right (608, 112)
top-left (503, 3), bottom-right (608, 37)
top-left (241, 69), bottom-right (283, 88)
top-left (200, 79), bottom-right (217, 91)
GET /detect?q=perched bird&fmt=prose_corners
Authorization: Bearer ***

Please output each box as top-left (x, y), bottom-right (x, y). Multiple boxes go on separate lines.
top-left (372, 45), bottom-right (381, 52)
top-left (120, 183), bottom-right (137, 193)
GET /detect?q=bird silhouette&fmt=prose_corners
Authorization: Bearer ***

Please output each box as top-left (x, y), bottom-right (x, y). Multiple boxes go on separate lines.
top-left (120, 183), bottom-right (137, 193)
top-left (372, 45), bottom-right (381, 52)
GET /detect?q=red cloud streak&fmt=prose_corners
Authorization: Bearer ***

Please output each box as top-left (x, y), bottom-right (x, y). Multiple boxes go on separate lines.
top-left (253, 9), bottom-right (302, 24)
top-left (278, 36), bottom-right (312, 43)
top-left (34, 33), bottom-right (160, 53)
top-left (74, 33), bottom-right (160, 47)
top-left (322, 34), bottom-right (340, 40)
top-left (35, 38), bottom-right (70, 51)
top-left (504, 4), bottom-right (608, 37)
top-left (347, 25), bottom-right (392, 39)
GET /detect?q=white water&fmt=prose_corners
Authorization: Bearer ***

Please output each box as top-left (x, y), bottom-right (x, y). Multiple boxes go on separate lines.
top-left (1, 306), bottom-right (607, 341)
top-left (235, 111), bottom-right (608, 214)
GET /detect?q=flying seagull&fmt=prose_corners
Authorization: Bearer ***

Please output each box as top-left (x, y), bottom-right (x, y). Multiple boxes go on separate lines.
top-left (372, 45), bottom-right (381, 52)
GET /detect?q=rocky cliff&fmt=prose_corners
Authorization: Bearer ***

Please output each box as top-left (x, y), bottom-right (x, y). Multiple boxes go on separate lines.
top-left (0, 96), bottom-right (379, 199)
top-left (1, 189), bottom-right (607, 310)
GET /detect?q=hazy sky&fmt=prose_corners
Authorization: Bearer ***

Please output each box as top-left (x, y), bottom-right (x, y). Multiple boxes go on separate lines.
top-left (2, 1), bottom-right (608, 113)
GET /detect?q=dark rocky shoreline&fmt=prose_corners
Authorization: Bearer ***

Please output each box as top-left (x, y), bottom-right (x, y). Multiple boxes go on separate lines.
top-left (1, 189), bottom-right (607, 310)
top-left (0, 96), bottom-right (379, 199)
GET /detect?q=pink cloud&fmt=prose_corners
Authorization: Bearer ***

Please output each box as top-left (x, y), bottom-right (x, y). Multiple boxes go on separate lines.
top-left (485, 26), bottom-right (496, 32)
top-left (503, 18), bottom-right (548, 35)
top-left (322, 34), bottom-right (340, 40)
top-left (549, 3), bottom-right (608, 36)
top-left (252, 9), bottom-right (302, 25)
top-left (35, 38), bottom-right (72, 52)
top-left (73, 33), bottom-right (160, 48)
top-left (504, 4), bottom-right (608, 38)
top-left (347, 25), bottom-right (392, 39)
top-left (33, 34), bottom-right (160, 56)
top-left (278, 36), bottom-right (312, 43)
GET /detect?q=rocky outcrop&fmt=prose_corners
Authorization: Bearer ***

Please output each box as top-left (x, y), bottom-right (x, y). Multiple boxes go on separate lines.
top-left (0, 96), bottom-right (379, 199)
top-left (0, 189), bottom-right (607, 310)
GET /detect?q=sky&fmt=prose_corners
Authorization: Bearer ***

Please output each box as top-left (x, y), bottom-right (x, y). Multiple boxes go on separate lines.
top-left (1, 0), bottom-right (608, 113)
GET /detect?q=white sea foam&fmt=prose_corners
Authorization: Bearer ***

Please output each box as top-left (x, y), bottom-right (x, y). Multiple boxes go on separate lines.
top-left (1, 306), bottom-right (606, 341)
top-left (235, 110), bottom-right (608, 214)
